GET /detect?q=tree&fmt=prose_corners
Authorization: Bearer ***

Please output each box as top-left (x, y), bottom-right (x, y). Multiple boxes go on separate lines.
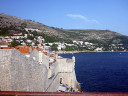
top-left (21, 23), bottom-right (27, 30)
top-left (27, 35), bottom-right (34, 40)
top-left (51, 44), bottom-right (58, 51)
top-left (0, 27), bottom-right (9, 36)
top-left (11, 40), bottom-right (21, 47)
top-left (34, 41), bottom-right (39, 46)
top-left (64, 46), bottom-right (78, 51)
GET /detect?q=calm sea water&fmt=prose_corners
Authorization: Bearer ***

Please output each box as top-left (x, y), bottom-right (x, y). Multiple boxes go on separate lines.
top-left (59, 52), bottom-right (128, 92)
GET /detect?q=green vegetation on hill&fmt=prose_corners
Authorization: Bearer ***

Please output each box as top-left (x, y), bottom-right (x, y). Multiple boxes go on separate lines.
top-left (1, 13), bottom-right (128, 51)
top-left (30, 31), bottom-right (72, 43)
top-left (0, 26), bottom-right (23, 36)
top-left (51, 44), bottom-right (58, 51)
top-left (11, 40), bottom-right (21, 47)
top-left (0, 27), bottom-right (10, 36)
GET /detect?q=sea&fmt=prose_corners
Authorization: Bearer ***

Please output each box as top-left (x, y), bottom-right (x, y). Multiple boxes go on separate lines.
top-left (59, 52), bottom-right (128, 92)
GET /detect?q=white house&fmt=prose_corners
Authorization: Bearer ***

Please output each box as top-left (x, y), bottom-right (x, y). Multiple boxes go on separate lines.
top-left (95, 47), bottom-right (103, 51)
top-left (57, 45), bottom-right (62, 50)
top-left (25, 28), bottom-right (42, 32)
top-left (57, 44), bottom-right (66, 50)
top-left (26, 39), bottom-right (32, 43)
top-left (24, 34), bottom-right (28, 38)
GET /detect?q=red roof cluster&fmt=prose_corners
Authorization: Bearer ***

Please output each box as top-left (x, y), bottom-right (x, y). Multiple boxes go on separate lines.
top-left (15, 46), bottom-right (30, 54)
top-left (0, 46), bottom-right (43, 54)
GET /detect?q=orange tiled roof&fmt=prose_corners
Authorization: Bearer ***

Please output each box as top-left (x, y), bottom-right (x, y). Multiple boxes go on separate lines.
top-left (1, 47), bottom-right (14, 49)
top-left (15, 46), bottom-right (30, 54)
top-left (36, 48), bottom-right (43, 51)
top-left (1, 45), bottom-right (45, 54)
top-left (32, 48), bottom-right (35, 50)
top-left (43, 52), bottom-right (47, 55)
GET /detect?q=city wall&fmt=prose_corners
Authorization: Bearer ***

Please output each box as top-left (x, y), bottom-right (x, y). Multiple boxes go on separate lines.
top-left (0, 49), bottom-right (79, 92)
top-left (46, 57), bottom-right (79, 92)
top-left (0, 49), bottom-right (48, 92)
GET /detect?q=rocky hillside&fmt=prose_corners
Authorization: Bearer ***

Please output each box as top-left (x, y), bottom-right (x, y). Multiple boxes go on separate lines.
top-left (0, 13), bottom-right (128, 45)
top-left (0, 13), bottom-right (62, 36)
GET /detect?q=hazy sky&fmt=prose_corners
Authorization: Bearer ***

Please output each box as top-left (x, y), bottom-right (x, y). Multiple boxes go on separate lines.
top-left (0, 0), bottom-right (128, 35)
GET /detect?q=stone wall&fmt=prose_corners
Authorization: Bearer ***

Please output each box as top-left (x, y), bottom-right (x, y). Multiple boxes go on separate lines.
top-left (46, 72), bottom-right (78, 92)
top-left (46, 61), bottom-right (59, 92)
top-left (0, 49), bottom-right (79, 92)
top-left (0, 50), bottom-right (12, 91)
top-left (0, 49), bottom-right (48, 92)
top-left (30, 49), bottom-right (49, 69)
top-left (46, 73), bottom-right (60, 92)
top-left (57, 58), bottom-right (74, 72)
top-left (56, 58), bottom-right (78, 90)
top-left (46, 57), bottom-right (78, 92)
top-left (30, 49), bottom-right (39, 61)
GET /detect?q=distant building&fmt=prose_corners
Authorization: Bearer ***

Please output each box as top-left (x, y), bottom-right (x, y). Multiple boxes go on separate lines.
top-left (57, 44), bottom-right (66, 50)
top-left (95, 47), bottom-right (103, 51)
top-left (25, 28), bottom-right (42, 32)
top-left (26, 39), bottom-right (32, 43)
top-left (24, 34), bottom-right (28, 38)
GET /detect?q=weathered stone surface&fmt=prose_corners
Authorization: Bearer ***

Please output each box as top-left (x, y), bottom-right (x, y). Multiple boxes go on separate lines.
top-left (0, 49), bottom-right (48, 92)
top-left (0, 50), bottom-right (12, 91)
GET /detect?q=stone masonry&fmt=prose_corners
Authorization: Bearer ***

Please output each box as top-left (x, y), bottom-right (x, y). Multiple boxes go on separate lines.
top-left (0, 49), bottom-right (48, 92)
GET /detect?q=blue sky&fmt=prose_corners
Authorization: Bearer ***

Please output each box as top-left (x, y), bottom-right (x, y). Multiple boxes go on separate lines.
top-left (0, 0), bottom-right (128, 35)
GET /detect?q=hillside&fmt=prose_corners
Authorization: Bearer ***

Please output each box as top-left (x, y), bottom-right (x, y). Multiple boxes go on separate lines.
top-left (0, 13), bottom-right (128, 51)
top-left (0, 13), bottom-right (60, 36)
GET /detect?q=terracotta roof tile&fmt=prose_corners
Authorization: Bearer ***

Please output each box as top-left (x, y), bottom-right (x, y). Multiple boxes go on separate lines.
top-left (32, 48), bottom-right (35, 50)
top-left (15, 46), bottom-right (30, 54)
top-left (1, 47), bottom-right (14, 49)
top-left (43, 52), bottom-right (47, 55)
top-left (36, 48), bottom-right (43, 51)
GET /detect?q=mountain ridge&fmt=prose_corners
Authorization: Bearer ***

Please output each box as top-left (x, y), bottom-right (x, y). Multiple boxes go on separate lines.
top-left (0, 13), bottom-right (128, 46)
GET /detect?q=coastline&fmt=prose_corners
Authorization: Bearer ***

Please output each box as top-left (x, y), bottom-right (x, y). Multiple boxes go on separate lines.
top-left (53, 50), bottom-right (128, 54)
